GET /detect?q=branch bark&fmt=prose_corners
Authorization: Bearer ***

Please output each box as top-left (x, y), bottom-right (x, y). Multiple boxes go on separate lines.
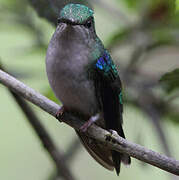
top-left (0, 64), bottom-right (76, 180)
top-left (0, 69), bottom-right (179, 176)
top-left (11, 92), bottom-right (76, 180)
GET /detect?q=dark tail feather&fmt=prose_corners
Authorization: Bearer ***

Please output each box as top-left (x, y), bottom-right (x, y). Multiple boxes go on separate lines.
top-left (112, 151), bottom-right (121, 176)
top-left (112, 125), bottom-right (131, 175)
top-left (112, 150), bottom-right (131, 176)
top-left (118, 124), bottom-right (131, 165)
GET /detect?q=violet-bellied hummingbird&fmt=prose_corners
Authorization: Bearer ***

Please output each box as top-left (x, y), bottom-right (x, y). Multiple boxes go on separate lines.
top-left (46, 3), bottom-right (131, 175)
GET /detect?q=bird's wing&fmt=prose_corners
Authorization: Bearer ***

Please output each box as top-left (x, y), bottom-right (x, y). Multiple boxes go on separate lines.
top-left (89, 50), bottom-right (131, 175)
top-left (90, 50), bottom-right (123, 130)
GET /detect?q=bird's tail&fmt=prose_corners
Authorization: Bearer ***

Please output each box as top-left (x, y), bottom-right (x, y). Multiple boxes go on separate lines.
top-left (76, 128), bottom-right (131, 175)
top-left (112, 124), bottom-right (131, 175)
top-left (76, 131), bottom-right (114, 171)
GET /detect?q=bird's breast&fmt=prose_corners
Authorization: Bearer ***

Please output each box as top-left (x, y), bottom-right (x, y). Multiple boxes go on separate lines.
top-left (46, 37), bottom-right (98, 116)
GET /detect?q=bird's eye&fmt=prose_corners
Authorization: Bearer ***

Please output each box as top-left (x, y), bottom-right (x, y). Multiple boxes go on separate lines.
top-left (85, 21), bottom-right (92, 28)
top-left (57, 18), bottom-right (61, 24)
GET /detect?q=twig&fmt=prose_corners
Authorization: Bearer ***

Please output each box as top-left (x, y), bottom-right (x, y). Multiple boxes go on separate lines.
top-left (0, 69), bottom-right (179, 176)
top-left (126, 84), bottom-right (172, 158)
top-left (0, 65), bottom-right (76, 180)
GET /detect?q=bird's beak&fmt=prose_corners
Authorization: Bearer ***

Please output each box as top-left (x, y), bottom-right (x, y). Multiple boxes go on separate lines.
top-left (57, 18), bottom-right (79, 26)
top-left (57, 22), bottom-right (68, 31)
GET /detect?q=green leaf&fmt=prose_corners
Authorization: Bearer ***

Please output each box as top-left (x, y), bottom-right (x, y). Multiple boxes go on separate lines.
top-left (160, 69), bottom-right (179, 93)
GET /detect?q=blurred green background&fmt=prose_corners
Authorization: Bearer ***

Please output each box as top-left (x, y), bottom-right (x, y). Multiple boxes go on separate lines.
top-left (0, 0), bottom-right (179, 180)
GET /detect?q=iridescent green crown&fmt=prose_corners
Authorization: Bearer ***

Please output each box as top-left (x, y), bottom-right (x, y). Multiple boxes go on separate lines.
top-left (60, 4), bottom-right (94, 24)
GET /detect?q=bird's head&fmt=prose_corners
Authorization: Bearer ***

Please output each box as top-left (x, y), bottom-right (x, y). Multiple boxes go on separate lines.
top-left (59, 3), bottom-right (94, 25)
top-left (57, 4), bottom-right (96, 40)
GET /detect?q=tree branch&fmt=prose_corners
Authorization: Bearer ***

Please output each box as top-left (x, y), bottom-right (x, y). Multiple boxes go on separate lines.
top-left (11, 92), bottom-right (76, 180)
top-left (121, 41), bottom-right (172, 157)
top-left (0, 69), bottom-right (179, 176)
top-left (0, 64), bottom-right (76, 180)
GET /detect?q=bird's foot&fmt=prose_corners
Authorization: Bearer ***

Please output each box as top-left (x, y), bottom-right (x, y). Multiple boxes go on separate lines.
top-left (55, 106), bottom-right (66, 122)
top-left (79, 113), bottom-right (100, 132)
top-left (109, 129), bottom-right (118, 136)
top-left (105, 129), bottom-right (118, 143)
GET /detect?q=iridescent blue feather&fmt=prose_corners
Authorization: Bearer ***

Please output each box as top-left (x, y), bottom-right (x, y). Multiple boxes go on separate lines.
top-left (95, 50), bottom-right (122, 104)
top-left (95, 50), bottom-right (118, 77)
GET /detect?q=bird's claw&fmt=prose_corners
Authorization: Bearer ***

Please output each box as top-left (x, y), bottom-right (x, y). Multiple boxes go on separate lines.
top-left (105, 129), bottom-right (118, 143)
top-left (109, 129), bottom-right (118, 136)
top-left (55, 106), bottom-right (65, 122)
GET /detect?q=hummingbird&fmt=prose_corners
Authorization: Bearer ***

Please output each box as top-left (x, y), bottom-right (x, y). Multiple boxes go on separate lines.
top-left (46, 3), bottom-right (131, 175)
